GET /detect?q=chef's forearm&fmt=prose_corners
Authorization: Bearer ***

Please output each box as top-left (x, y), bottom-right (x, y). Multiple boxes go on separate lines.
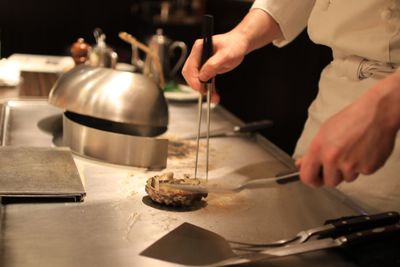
top-left (373, 70), bottom-right (400, 131)
top-left (390, 70), bottom-right (400, 130)
top-left (230, 8), bottom-right (283, 54)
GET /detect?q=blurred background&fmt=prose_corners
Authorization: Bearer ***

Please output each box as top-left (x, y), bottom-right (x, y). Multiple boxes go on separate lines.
top-left (0, 0), bottom-right (332, 155)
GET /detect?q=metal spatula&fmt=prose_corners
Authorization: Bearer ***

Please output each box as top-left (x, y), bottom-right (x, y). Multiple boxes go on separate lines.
top-left (164, 171), bottom-right (300, 194)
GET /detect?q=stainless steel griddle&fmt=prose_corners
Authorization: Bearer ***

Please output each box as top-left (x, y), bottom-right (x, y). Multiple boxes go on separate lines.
top-left (0, 98), bottom-right (367, 267)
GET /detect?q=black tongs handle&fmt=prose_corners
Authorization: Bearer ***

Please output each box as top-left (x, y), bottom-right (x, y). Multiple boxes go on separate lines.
top-left (331, 211), bottom-right (399, 229)
top-left (321, 211), bottom-right (400, 239)
top-left (200, 14), bottom-right (214, 83)
top-left (342, 223), bottom-right (400, 246)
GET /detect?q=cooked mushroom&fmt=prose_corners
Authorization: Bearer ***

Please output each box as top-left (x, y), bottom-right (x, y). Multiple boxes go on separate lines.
top-left (145, 172), bottom-right (207, 207)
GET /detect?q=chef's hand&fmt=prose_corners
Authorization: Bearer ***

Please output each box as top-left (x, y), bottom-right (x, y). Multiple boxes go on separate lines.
top-left (182, 9), bottom-right (284, 104)
top-left (296, 71), bottom-right (400, 187)
top-left (181, 31), bottom-right (248, 103)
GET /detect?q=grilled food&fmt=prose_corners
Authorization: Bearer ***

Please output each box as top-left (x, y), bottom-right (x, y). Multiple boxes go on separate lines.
top-left (145, 172), bottom-right (207, 206)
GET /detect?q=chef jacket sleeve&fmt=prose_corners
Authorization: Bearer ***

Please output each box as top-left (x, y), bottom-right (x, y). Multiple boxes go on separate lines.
top-left (251, 0), bottom-right (315, 47)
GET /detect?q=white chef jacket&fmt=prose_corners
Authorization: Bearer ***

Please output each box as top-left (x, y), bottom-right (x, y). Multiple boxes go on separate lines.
top-left (251, 0), bottom-right (400, 212)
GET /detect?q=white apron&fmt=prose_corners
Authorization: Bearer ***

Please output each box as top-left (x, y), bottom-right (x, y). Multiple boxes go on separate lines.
top-left (293, 0), bottom-right (400, 212)
top-left (252, 0), bottom-right (400, 212)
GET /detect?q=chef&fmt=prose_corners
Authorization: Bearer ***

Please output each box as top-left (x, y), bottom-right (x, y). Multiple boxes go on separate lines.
top-left (182, 0), bottom-right (400, 212)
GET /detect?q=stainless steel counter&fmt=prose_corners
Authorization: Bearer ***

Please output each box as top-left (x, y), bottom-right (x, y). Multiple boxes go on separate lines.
top-left (0, 99), bottom-right (361, 266)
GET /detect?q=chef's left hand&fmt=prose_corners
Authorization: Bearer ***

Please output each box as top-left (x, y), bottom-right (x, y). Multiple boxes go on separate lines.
top-left (297, 71), bottom-right (400, 187)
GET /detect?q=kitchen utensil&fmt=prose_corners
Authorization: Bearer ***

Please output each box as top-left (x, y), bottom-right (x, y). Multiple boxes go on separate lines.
top-left (165, 171), bottom-right (300, 193)
top-left (182, 119), bottom-right (273, 139)
top-left (48, 64), bottom-right (169, 168)
top-left (194, 93), bottom-right (203, 179)
top-left (49, 64), bottom-right (168, 136)
top-left (145, 28), bottom-right (188, 81)
top-left (63, 111), bottom-right (168, 169)
top-left (233, 211), bottom-right (400, 250)
top-left (70, 38), bottom-right (91, 65)
top-left (119, 31), bottom-right (165, 88)
top-left (88, 28), bottom-right (118, 68)
top-left (0, 147), bottom-right (85, 202)
top-left (194, 14), bottom-right (214, 181)
top-left (214, 223), bottom-right (400, 266)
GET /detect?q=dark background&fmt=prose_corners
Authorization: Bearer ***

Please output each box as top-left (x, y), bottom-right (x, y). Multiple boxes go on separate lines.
top-left (0, 0), bottom-right (332, 155)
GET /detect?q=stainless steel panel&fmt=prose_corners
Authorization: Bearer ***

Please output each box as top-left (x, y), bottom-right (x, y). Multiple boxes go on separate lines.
top-left (0, 147), bottom-right (85, 201)
top-left (0, 99), bottom-right (362, 267)
top-left (0, 98), bottom-right (62, 146)
top-left (0, 98), bottom-right (168, 169)
top-left (63, 112), bottom-right (168, 169)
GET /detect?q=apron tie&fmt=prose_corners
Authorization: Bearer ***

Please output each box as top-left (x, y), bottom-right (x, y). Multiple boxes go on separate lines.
top-left (331, 55), bottom-right (398, 81)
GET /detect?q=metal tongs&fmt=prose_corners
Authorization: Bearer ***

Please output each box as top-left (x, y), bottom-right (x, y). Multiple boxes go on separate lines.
top-left (194, 15), bottom-right (214, 180)
top-left (231, 211), bottom-right (400, 251)
top-left (213, 211), bottom-right (400, 266)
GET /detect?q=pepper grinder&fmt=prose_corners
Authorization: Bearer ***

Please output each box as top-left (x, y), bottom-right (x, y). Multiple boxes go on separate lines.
top-left (70, 38), bottom-right (91, 65)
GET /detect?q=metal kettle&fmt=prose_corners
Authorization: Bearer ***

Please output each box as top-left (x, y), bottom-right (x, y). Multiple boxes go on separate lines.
top-left (88, 28), bottom-right (118, 68)
top-left (143, 28), bottom-right (187, 82)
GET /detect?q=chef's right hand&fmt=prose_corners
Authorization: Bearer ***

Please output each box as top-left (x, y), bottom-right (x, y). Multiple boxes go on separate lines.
top-left (182, 31), bottom-right (249, 103)
top-left (295, 70), bottom-right (400, 188)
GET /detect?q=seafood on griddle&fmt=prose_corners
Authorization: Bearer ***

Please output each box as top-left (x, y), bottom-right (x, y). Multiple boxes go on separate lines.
top-left (145, 172), bottom-right (207, 207)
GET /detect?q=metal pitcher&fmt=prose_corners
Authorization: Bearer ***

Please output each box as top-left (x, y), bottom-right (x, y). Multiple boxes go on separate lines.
top-left (143, 28), bottom-right (187, 81)
top-left (88, 28), bottom-right (118, 69)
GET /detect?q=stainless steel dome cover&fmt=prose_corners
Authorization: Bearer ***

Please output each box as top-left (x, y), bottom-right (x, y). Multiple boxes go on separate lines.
top-left (49, 65), bottom-right (169, 132)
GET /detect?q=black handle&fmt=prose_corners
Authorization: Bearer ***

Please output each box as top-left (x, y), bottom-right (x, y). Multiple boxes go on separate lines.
top-left (275, 174), bottom-right (300, 185)
top-left (342, 223), bottom-right (400, 246)
top-left (233, 120), bottom-right (274, 133)
top-left (321, 211), bottom-right (400, 239)
top-left (332, 211), bottom-right (399, 229)
top-left (200, 14), bottom-right (214, 83)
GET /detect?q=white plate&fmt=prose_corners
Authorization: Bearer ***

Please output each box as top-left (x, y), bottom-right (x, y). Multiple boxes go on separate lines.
top-left (164, 84), bottom-right (199, 101)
